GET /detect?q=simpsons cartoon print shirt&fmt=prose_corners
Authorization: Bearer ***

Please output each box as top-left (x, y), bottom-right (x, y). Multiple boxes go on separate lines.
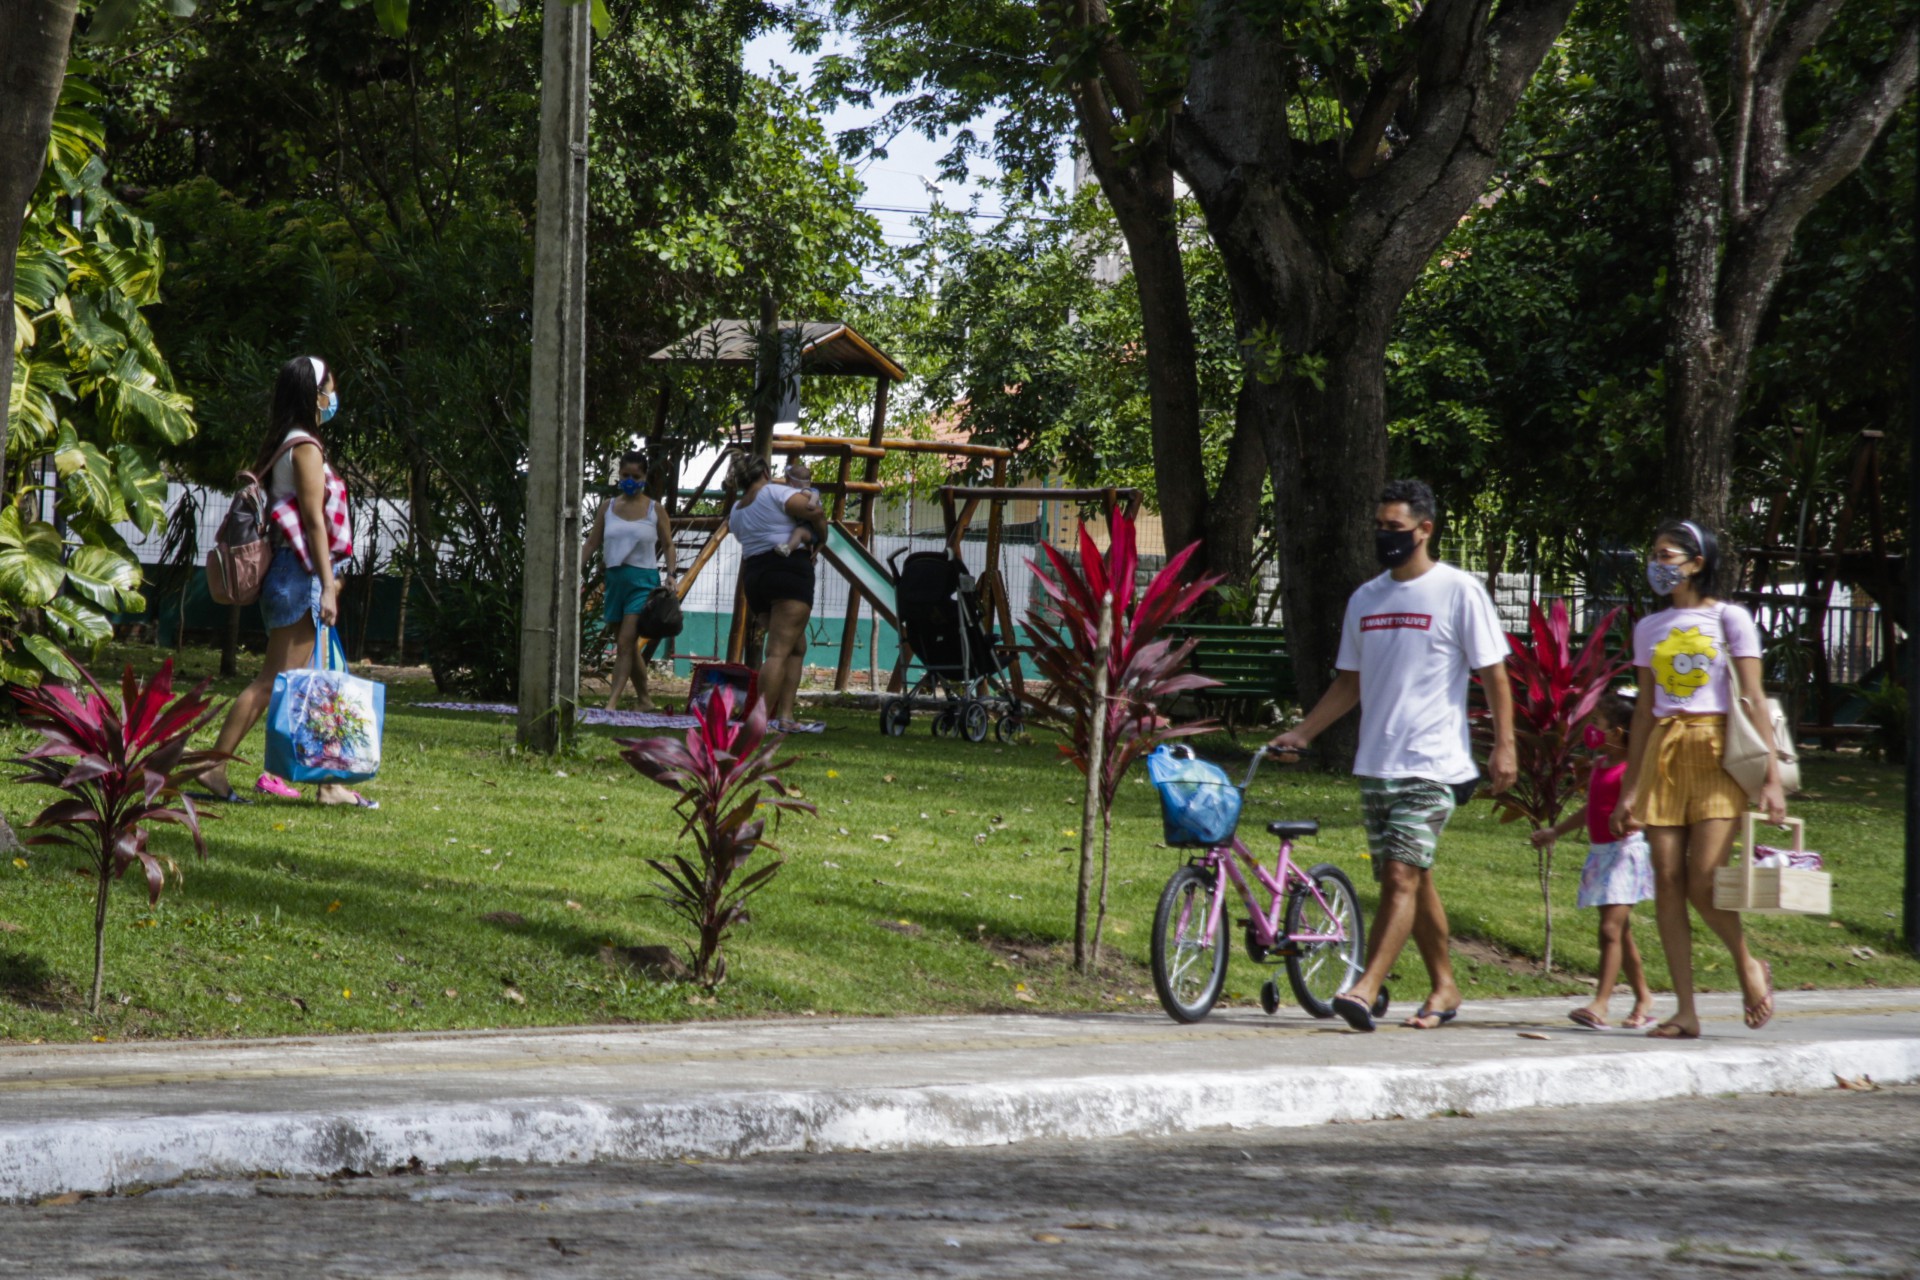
top-left (1632, 604), bottom-right (1761, 719)
top-left (1336, 562), bottom-right (1509, 784)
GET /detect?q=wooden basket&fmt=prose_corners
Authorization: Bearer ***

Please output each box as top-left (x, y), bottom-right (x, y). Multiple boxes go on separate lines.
top-left (1712, 814), bottom-right (1831, 916)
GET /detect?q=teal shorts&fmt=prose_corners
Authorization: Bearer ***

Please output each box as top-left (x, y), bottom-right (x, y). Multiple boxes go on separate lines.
top-left (1358, 777), bottom-right (1458, 877)
top-left (603, 565), bottom-right (661, 628)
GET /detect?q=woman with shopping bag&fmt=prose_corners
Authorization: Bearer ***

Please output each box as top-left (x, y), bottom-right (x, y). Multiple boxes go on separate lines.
top-left (1615, 520), bottom-right (1786, 1038)
top-left (189, 355), bottom-right (380, 810)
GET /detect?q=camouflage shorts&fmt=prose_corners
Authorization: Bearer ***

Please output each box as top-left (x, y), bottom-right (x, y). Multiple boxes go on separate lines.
top-left (1358, 777), bottom-right (1458, 877)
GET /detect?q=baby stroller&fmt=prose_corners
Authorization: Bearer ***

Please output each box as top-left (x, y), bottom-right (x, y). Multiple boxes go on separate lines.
top-left (878, 548), bottom-right (1024, 743)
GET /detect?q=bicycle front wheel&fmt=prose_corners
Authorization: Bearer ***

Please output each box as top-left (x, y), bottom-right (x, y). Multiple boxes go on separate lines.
top-left (1284, 863), bottom-right (1367, 1019)
top-left (1151, 865), bottom-right (1229, 1023)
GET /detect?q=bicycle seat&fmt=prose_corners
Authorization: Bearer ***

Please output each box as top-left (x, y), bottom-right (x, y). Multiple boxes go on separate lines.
top-left (1267, 820), bottom-right (1320, 840)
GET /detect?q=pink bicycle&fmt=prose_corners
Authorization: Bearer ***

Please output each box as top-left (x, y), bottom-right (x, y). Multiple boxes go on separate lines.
top-left (1149, 747), bottom-right (1386, 1023)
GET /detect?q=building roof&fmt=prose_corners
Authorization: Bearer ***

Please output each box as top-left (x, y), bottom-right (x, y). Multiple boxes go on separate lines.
top-left (649, 320), bottom-right (906, 382)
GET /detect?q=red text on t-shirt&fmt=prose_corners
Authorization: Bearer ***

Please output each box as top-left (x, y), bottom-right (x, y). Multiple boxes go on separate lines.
top-left (1361, 613), bottom-right (1433, 633)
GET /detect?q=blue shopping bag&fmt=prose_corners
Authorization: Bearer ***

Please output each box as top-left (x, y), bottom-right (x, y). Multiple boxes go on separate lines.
top-left (266, 623), bottom-right (385, 784)
top-left (1147, 744), bottom-right (1243, 847)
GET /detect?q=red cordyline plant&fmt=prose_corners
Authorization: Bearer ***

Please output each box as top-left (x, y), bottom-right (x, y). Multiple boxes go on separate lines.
top-left (1025, 507), bottom-right (1222, 970)
top-left (10, 657), bottom-right (224, 1014)
top-left (619, 686), bottom-right (814, 987)
top-left (1473, 598), bottom-right (1632, 971)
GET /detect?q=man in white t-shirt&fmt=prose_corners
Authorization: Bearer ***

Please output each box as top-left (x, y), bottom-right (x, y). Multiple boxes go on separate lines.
top-left (1270, 480), bottom-right (1516, 1032)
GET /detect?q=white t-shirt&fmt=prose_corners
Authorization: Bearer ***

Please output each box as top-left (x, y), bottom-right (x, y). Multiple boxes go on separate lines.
top-left (1633, 603), bottom-right (1761, 718)
top-left (1335, 562), bottom-right (1510, 784)
top-left (730, 483), bottom-right (804, 558)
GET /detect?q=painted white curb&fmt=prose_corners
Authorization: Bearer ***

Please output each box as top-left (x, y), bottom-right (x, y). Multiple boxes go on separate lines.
top-left (1, 1036), bottom-right (1914, 1201)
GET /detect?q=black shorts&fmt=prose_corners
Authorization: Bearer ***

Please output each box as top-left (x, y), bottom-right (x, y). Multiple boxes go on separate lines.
top-left (741, 549), bottom-right (814, 616)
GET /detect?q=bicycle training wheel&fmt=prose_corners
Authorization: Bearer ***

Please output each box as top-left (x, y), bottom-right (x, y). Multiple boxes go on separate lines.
top-left (1150, 865), bottom-right (1229, 1023)
top-left (1283, 863), bottom-right (1367, 1019)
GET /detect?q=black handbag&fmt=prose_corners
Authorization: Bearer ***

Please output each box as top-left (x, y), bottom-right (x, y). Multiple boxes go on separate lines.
top-left (637, 585), bottom-right (684, 639)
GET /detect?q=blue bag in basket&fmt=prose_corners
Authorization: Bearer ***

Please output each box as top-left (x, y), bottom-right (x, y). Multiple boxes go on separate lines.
top-left (266, 622), bottom-right (385, 784)
top-left (1148, 744), bottom-right (1243, 846)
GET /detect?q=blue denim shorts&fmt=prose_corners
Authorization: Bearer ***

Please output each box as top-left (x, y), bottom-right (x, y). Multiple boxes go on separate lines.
top-left (260, 546), bottom-right (320, 632)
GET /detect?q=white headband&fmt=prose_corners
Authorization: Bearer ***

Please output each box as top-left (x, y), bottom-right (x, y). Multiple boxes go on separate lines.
top-left (306, 356), bottom-right (327, 387)
top-left (1680, 520), bottom-right (1708, 554)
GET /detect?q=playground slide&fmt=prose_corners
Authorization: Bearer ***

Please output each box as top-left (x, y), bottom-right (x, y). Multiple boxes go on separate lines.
top-left (820, 521), bottom-right (899, 629)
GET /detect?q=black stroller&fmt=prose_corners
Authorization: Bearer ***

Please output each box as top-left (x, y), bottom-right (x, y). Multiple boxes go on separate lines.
top-left (877, 548), bottom-right (1025, 743)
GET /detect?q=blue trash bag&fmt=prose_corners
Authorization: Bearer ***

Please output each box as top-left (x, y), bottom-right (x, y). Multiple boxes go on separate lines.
top-left (1147, 744), bottom-right (1243, 847)
top-left (266, 622), bottom-right (385, 785)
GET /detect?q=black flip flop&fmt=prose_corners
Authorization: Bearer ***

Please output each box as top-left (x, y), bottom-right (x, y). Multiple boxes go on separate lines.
top-left (183, 790), bottom-right (252, 805)
top-left (1331, 993), bottom-right (1377, 1033)
top-left (1404, 1005), bottom-right (1459, 1029)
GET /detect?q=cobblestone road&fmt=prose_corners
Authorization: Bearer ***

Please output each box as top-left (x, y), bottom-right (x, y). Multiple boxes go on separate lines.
top-left (8, 1086), bottom-right (1919, 1279)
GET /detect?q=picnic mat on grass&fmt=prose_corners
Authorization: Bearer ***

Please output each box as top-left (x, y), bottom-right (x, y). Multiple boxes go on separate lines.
top-left (413, 702), bottom-right (826, 732)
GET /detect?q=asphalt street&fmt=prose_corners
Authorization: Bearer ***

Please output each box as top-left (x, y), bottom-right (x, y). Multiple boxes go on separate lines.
top-left (7, 1084), bottom-right (1918, 1279)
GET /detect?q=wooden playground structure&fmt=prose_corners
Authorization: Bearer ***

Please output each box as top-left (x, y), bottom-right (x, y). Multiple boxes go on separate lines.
top-left (641, 319), bottom-right (1147, 698)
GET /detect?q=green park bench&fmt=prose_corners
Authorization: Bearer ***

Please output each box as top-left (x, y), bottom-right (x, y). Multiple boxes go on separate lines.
top-left (1166, 624), bottom-right (1295, 723)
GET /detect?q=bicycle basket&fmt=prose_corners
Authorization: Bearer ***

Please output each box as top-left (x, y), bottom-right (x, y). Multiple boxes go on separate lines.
top-left (1147, 744), bottom-right (1243, 847)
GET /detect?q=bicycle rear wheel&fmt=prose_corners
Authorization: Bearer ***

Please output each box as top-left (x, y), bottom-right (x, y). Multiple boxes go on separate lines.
top-left (1151, 865), bottom-right (1229, 1023)
top-left (1284, 863), bottom-right (1367, 1019)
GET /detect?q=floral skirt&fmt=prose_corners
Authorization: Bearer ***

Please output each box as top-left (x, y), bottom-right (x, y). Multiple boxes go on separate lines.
top-left (1577, 832), bottom-right (1655, 908)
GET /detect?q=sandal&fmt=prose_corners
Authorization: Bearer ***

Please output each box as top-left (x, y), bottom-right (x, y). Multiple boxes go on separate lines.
top-left (1744, 961), bottom-right (1775, 1031)
top-left (256, 774), bottom-right (301, 800)
top-left (1331, 993), bottom-right (1376, 1033)
top-left (1622, 1011), bottom-right (1658, 1029)
top-left (1646, 1021), bottom-right (1700, 1040)
top-left (1403, 1004), bottom-right (1459, 1030)
top-left (321, 789), bottom-right (381, 810)
top-left (1568, 1008), bottom-right (1609, 1031)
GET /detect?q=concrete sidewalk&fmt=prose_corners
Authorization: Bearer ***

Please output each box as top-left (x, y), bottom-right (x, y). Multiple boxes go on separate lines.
top-left (0, 988), bottom-right (1915, 1202)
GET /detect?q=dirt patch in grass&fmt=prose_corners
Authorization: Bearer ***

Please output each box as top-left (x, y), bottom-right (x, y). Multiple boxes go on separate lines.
top-left (974, 930), bottom-right (1159, 1008)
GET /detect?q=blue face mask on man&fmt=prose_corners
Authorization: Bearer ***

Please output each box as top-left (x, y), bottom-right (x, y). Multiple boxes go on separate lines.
top-left (319, 390), bottom-right (339, 425)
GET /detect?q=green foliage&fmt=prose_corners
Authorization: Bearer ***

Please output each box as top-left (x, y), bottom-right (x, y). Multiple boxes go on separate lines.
top-left (7, 70), bottom-right (189, 683)
top-left (887, 187), bottom-right (1241, 497)
top-left (99, 0), bottom-right (881, 692)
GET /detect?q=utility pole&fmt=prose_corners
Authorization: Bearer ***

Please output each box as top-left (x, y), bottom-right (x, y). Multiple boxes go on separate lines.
top-left (1906, 120), bottom-right (1919, 958)
top-left (517, 0), bottom-right (591, 753)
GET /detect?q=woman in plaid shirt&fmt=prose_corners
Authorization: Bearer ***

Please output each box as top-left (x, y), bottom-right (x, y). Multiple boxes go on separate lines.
top-left (189, 356), bottom-right (378, 810)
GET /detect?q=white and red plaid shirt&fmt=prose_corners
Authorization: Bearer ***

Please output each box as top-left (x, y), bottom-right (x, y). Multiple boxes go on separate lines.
top-left (269, 464), bottom-right (354, 573)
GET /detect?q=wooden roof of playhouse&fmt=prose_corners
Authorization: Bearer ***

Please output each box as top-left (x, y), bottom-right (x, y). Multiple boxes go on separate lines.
top-left (649, 320), bottom-right (906, 382)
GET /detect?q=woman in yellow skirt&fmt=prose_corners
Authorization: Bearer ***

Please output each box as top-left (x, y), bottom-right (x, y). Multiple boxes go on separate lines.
top-left (1615, 520), bottom-right (1789, 1038)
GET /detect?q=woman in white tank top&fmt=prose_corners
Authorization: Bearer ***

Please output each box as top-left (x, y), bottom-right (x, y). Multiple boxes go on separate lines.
top-left (582, 451), bottom-right (677, 711)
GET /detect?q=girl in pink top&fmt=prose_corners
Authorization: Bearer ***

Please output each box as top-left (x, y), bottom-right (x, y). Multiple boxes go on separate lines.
top-left (1531, 693), bottom-right (1656, 1029)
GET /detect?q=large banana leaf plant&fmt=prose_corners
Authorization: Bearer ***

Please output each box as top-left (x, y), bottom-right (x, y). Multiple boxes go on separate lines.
top-left (11, 655), bottom-right (223, 1015)
top-left (619, 687), bottom-right (814, 987)
top-left (1024, 507), bottom-right (1222, 969)
top-left (5, 72), bottom-right (190, 685)
top-left (1473, 597), bottom-right (1632, 971)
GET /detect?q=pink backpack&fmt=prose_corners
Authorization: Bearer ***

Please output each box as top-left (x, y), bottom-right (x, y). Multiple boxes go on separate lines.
top-left (205, 437), bottom-right (307, 606)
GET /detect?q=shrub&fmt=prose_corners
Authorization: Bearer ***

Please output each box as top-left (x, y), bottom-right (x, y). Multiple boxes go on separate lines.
top-left (1024, 507), bottom-right (1221, 969)
top-left (619, 687), bottom-right (813, 986)
top-left (10, 657), bottom-right (224, 1013)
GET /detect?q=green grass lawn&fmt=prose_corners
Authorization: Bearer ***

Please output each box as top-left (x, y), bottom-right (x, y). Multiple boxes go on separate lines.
top-left (0, 643), bottom-right (1912, 1042)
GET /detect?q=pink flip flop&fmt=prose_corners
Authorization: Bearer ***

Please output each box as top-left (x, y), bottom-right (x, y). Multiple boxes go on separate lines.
top-left (256, 774), bottom-right (300, 799)
top-left (1568, 1008), bottom-right (1609, 1031)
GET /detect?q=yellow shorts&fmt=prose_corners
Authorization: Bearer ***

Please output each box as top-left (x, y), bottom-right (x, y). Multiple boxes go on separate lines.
top-left (1639, 716), bottom-right (1748, 827)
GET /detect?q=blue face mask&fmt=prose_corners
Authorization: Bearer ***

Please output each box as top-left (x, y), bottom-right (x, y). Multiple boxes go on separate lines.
top-left (318, 390), bottom-right (339, 425)
top-left (1646, 560), bottom-right (1687, 596)
top-left (617, 476), bottom-right (642, 497)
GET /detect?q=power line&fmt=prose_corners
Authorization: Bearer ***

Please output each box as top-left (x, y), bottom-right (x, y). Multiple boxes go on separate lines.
top-left (856, 203), bottom-right (1067, 223)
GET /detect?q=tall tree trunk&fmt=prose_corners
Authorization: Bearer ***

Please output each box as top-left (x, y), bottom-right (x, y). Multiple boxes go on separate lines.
top-left (1060, 12), bottom-right (1260, 585)
top-left (1172, 0), bottom-right (1576, 762)
top-left (1629, 0), bottom-right (1920, 527)
top-left (0, 0), bottom-right (80, 501)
